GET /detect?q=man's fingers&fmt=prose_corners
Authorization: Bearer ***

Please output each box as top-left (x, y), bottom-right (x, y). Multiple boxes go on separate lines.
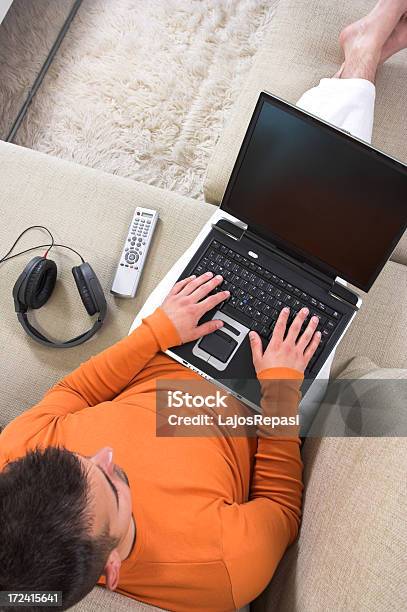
top-left (179, 272), bottom-right (214, 296)
top-left (286, 308), bottom-right (309, 343)
top-left (168, 275), bottom-right (196, 296)
top-left (198, 289), bottom-right (230, 314)
top-left (190, 274), bottom-right (224, 302)
top-left (249, 330), bottom-right (263, 370)
top-left (191, 318), bottom-right (224, 341)
top-left (272, 307), bottom-right (290, 344)
top-left (304, 330), bottom-right (321, 363)
top-left (297, 315), bottom-right (320, 350)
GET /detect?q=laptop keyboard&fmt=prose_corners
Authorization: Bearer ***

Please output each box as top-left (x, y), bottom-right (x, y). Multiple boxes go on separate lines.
top-left (191, 240), bottom-right (342, 369)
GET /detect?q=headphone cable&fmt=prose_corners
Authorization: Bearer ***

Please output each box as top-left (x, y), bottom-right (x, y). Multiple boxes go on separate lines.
top-left (0, 226), bottom-right (85, 264)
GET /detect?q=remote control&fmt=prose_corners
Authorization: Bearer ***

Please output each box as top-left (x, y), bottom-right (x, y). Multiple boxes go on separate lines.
top-left (111, 206), bottom-right (159, 298)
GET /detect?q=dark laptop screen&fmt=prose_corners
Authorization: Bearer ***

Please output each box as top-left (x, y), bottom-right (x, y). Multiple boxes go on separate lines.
top-left (221, 93), bottom-right (407, 292)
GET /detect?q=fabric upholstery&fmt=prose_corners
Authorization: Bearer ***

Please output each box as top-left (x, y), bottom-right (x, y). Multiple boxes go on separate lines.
top-left (252, 434), bottom-right (407, 612)
top-left (331, 260), bottom-right (407, 376)
top-left (310, 357), bottom-right (407, 437)
top-left (203, 0), bottom-right (407, 265)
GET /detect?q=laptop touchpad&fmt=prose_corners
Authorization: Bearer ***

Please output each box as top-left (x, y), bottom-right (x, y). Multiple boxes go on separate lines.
top-left (198, 330), bottom-right (237, 363)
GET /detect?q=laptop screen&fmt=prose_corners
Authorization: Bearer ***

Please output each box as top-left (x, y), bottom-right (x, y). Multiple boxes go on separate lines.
top-left (220, 92), bottom-right (407, 292)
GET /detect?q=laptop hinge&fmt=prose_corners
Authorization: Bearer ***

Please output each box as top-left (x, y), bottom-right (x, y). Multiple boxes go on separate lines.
top-left (212, 218), bottom-right (247, 241)
top-left (329, 278), bottom-right (359, 310)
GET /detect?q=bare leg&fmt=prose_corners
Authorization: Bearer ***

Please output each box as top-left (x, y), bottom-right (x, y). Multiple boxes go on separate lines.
top-left (380, 12), bottom-right (407, 61)
top-left (335, 0), bottom-right (407, 82)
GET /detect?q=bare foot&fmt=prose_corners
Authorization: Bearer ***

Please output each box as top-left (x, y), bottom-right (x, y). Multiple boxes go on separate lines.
top-left (381, 13), bottom-right (407, 61)
top-left (337, 0), bottom-right (407, 81)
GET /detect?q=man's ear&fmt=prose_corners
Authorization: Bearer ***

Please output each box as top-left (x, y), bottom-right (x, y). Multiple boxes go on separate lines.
top-left (104, 549), bottom-right (122, 591)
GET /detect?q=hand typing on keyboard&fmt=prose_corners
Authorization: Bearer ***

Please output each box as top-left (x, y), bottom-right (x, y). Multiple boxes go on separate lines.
top-left (161, 272), bottom-right (229, 343)
top-left (249, 306), bottom-right (321, 374)
top-left (190, 239), bottom-right (342, 372)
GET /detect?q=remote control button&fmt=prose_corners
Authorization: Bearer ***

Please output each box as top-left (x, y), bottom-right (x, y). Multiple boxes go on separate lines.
top-left (125, 251), bottom-right (139, 263)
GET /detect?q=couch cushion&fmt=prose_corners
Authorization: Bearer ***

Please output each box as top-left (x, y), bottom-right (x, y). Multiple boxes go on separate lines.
top-left (391, 232), bottom-right (407, 267)
top-left (203, 0), bottom-right (407, 265)
top-left (331, 260), bottom-right (407, 376)
top-left (252, 435), bottom-right (407, 612)
top-left (310, 356), bottom-right (407, 436)
top-left (0, 140), bottom-right (214, 429)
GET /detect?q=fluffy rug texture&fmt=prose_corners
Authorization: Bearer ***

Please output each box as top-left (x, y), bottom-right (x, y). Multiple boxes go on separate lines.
top-left (0, 0), bottom-right (277, 199)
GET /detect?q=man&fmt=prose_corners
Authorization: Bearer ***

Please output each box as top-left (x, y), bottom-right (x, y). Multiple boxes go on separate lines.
top-left (1, 1), bottom-right (406, 610)
top-left (0, 270), bottom-right (317, 611)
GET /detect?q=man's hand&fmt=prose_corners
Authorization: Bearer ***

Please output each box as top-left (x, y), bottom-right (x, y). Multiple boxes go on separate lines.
top-left (249, 306), bottom-right (321, 374)
top-left (161, 272), bottom-right (229, 343)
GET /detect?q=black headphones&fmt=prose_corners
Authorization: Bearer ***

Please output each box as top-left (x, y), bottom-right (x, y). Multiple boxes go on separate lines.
top-left (2, 226), bottom-right (107, 348)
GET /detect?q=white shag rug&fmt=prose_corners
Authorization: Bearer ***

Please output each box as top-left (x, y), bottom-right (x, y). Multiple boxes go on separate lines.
top-left (2, 0), bottom-right (277, 199)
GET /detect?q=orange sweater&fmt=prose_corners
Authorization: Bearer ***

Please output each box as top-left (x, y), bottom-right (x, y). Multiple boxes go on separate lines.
top-left (0, 308), bottom-right (303, 612)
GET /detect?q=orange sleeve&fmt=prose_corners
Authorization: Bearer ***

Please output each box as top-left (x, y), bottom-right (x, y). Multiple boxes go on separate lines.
top-left (220, 367), bottom-right (304, 609)
top-left (0, 308), bottom-right (180, 462)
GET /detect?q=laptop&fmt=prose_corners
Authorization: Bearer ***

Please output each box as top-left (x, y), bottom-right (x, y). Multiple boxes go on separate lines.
top-left (163, 91), bottom-right (407, 408)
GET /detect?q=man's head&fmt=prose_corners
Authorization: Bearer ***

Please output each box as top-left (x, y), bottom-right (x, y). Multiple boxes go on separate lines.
top-left (0, 446), bottom-right (134, 610)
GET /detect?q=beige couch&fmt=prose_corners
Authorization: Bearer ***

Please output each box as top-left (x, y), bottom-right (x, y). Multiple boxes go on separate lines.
top-left (0, 0), bottom-right (406, 610)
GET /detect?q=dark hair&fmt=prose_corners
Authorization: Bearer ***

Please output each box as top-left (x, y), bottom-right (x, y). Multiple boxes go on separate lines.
top-left (0, 446), bottom-right (118, 611)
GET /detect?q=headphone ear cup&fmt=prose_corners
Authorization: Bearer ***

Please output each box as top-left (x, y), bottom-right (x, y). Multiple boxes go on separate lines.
top-left (72, 264), bottom-right (98, 316)
top-left (23, 258), bottom-right (57, 309)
